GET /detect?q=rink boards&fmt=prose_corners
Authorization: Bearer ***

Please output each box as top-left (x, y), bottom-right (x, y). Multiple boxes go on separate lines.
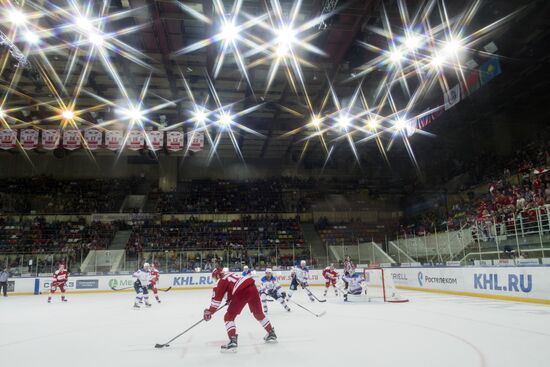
top-left (5, 266), bottom-right (550, 305)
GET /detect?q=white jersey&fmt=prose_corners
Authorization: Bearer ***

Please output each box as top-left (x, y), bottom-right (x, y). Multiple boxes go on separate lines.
top-left (343, 273), bottom-right (364, 295)
top-left (343, 260), bottom-right (355, 275)
top-left (133, 269), bottom-right (151, 287)
top-left (292, 266), bottom-right (309, 283)
top-left (260, 275), bottom-right (282, 293)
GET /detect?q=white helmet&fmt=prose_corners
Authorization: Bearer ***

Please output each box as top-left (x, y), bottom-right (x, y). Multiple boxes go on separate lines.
top-left (143, 262), bottom-right (150, 269)
top-left (265, 268), bottom-right (273, 274)
top-left (300, 260), bottom-right (306, 266)
top-left (243, 265), bottom-right (249, 271)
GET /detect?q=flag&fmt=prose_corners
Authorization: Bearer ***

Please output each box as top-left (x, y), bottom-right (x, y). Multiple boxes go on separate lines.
top-left (187, 131), bottom-right (204, 152)
top-left (146, 130), bottom-right (164, 151)
top-left (127, 130), bottom-right (144, 151)
top-left (105, 130), bottom-right (122, 151)
top-left (479, 56), bottom-right (501, 85)
top-left (0, 129), bottom-right (16, 149)
top-left (42, 129), bottom-right (60, 150)
top-left (84, 128), bottom-right (102, 150)
top-left (62, 129), bottom-right (81, 150)
top-left (444, 84), bottom-right (461, 110)
top-left (20, 129), bottom-right (38, 150)
top-left (462, 69), bottom-right (480, 97)
top-left (166, 131), bottom-right (184, 151)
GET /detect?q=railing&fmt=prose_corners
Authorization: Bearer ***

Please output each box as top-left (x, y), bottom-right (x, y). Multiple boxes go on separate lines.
top-left (392, 205), bottom-right (550, 263)
top-left (0, 252), bottom-right (82, 276)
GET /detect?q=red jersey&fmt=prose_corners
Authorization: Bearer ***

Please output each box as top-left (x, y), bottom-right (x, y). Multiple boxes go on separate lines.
top-left (53, 270), bottom-right (69, 285)
top-left (150, 269), bottom-right (160, 283)
top-left (208, 273), bottom-right (254, 312)
top-left (322, 267), bottom-right (337, 280)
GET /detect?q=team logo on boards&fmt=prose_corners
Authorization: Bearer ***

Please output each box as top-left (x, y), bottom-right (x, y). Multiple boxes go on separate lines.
top-left (417, 272), bottom-right (424, 286)
top-left (108, 279), bottom-right (118, 289)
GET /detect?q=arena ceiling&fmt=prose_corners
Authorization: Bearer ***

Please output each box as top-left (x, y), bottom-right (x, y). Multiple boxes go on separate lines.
top-left (0, 0), bottom-right (548, 172)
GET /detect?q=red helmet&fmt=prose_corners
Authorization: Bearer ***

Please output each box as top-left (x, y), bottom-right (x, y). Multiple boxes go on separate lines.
top-left (212, 267), bottom-right (225, 281)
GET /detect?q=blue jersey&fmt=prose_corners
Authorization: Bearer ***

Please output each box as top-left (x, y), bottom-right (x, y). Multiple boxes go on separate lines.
top-left (242, 269), bottom-right (252, 276)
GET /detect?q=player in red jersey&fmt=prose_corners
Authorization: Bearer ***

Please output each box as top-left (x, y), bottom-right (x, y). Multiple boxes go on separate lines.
top-left (149, 263), bottom-right (161, 303)
top-left (203, 267), bottom-right (277, 351)
top-left (322, 264), bottom-right (338, 297)
top-left (48, 263), bottom-right (69, 303)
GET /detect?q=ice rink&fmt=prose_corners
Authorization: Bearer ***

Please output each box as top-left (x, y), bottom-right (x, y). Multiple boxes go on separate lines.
top-left (2, 289), bottom-right (550, 367)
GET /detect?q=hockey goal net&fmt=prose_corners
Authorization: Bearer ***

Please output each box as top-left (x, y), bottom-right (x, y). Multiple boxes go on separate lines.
top-left (363, 267), bottom-right (409, 303)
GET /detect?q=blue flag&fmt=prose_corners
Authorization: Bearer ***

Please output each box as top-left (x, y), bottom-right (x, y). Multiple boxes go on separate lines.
top-left (479, 57), bottom-right (502, 84)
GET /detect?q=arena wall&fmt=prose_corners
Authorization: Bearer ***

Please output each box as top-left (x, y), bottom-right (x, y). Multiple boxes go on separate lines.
top-left (6, 266), bottom-right (550, 305)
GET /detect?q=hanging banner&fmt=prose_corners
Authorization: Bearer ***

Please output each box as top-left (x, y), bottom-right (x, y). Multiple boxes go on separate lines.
top-left (0, 129), bottom-right (17, 150)
top-left (146, 130), bottom-right (164, 151)
top-left (20, 129), bottom-right (38, 150)
top-left (480, 56), bottom-right (502, 85)
top-left (444, 84), bottom-right (461, 110)
top-left (187, 131), bottom-right (204, 152)
top-left (126, 129), bottom-right (144, 151)
top-left (462, 69), bottom-right (481, 97)
top-left (62, 129), bottom-right (81, 150)
top-left (42, 129), bottom-right (60, 150)
top-left (105, 130), bottom-right (122, 151)
top-left (84, 128), bottom-right (102, 150)
top-left (166, 131), bottom-right (184, 152)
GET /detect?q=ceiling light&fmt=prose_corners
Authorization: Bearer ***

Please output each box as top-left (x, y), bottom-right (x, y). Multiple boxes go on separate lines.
top-left (221, 22), bottom-right (238, 41)
top-left (62, 110), bottom-right (75, 120)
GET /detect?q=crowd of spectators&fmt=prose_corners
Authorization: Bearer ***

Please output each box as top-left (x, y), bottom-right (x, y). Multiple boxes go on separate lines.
top-left (125, 215), bottom-right (310, 269)
top-left (0, 217), bottom-right (117, 272)
top-left (0, 176), bottom-right (136, 214)
top-left (401, 141), bottom-right (550, 237)
top-left (316, 217), bottom-right (386, 247)
top-left (126, 215), bottom-right (305, 251)
top-left (0, 217), bottom-right (116, 253)
top-left (147, 177), bottom-right (371, 214)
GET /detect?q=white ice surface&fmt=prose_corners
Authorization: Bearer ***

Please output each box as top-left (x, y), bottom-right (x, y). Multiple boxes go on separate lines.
top-left (1, 289), bottom-right (550, 367)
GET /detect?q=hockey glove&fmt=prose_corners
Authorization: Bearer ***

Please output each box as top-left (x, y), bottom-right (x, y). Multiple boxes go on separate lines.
top-left (203, 309), bottom-right (213, 321)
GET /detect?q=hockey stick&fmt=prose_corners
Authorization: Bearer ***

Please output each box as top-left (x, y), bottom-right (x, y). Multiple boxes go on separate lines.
top-left (288, 299), bottom-right (326, 318)
top-left (304, 286), bottom-right (326, 302)
top-left (154, 303), bottom-right (228, 349)
top-left (159, 286), bottom-right (172, 292)
top-left (110, 286), bottom-right (133, 291)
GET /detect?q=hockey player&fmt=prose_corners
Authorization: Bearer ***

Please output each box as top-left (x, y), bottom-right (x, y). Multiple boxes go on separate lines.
top-left (149, 263), bottom-right (161, 303)
top-left (203, 267), bottom-right (277, 351)
top-left (322, 264), bottom-right (338, 297)
top-left (242, 265), bottom-right (252, 276)
top-left (342, 256), bottom-right (355, 291)
top-left (47, 263), bottom-right (69, 303)
top-left (259, 268), bottom-right (290, 313)
top-left (287, 260), bottom-right (315, 302)
top-left (342, 271), bottom-right (365, 302)
top-left (133, 263), bottom-right (152, 308)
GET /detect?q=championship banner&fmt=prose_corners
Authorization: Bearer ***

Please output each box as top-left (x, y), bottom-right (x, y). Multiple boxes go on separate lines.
top-left (105, 130), bottom-right (122, 151)
top-left (187, 131), bottom-right (204, 152)
top-left (166, 131), bottom-right (184, 151)
top-left (84, 128), bottom-right (102, 150)
top-left (62, 129), bottom-right (81, 150)
top-left (0, 129), bottom-right (17, 150)
top-left (444, 84), bottom-right (461, 110)
top-left (127, 130), bottom-right (144, 151)
top-left (41, 129), bottom-right (60, 150)
top-left (20, 129), bottom-right (38, 150)
top-left (146, 130), bottom-right (163, 151)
